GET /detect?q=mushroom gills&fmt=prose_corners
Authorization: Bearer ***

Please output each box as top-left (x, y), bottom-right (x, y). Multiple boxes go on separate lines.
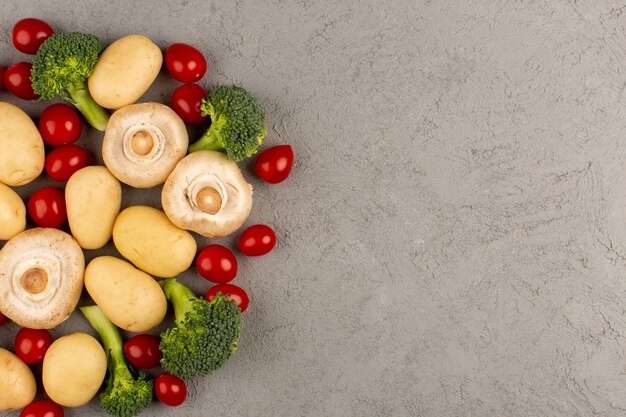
top-left (11, 255), bottom-right (61, 304)
top-left (122, 123), bottom-right (166, 164)
top-left (186, 173), bottom-right (234, 215)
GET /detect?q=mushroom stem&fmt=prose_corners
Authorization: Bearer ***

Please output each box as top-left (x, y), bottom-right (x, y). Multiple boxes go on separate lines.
top-left (21, 268), bottom-right (48, 294)
top-left (130, 131), bottom-right (154, 155)
top-left (196, 187), bottom-right (222, 215)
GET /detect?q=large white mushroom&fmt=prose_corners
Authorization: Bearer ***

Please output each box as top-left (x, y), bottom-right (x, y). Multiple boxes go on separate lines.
top-left (0, 228), bottom-right (84, 329)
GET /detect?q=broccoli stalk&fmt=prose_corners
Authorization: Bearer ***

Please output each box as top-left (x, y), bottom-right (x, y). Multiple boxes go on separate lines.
top-left (31, 33), bottom-right (110, 131)
top-left (81, 305), bottom-right (153, 417)
top-left (159, 278), bottom-right (241, 380)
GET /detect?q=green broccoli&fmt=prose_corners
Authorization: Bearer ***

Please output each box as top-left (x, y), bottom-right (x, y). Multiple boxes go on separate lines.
top-left (81, 305), bottom-right (153, 417)
top-left (159, 278), bottom-right (241, 379)
top-left (31, 32), bottom-right (110, 131)
top-left (188, 85), bottom-right (267, 161)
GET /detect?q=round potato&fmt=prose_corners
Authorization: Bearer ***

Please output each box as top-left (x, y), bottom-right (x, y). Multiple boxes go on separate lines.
top-left (42, 333), bottom-right (107, 407)
top-left (0, 183), bottom-right (26, 240)
top-left (0, 102), bottom-right (44, 186)
top-left (113, 205), bottom-right (197, 277)
top-left (89, 34), bottom-right (162, 109)
top-left (85, 256), bottom-right (167, 332)
top-left (66, 166), bottom-right (122, 250)
top-left (0, 348), bottom-right (36, 411)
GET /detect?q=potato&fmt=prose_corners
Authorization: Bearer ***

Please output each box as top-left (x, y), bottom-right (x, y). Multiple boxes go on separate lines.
top-left (88, 34), bottom-right (162, 109)
top-left (42, 333), bottom-right (107, 407)
top-left (0, 183), bottom-right (26, 240)
top-left (113, 205), bottom-right (197, 277)
top-left (0, 102), bottom-right (44, 186)
top-left (66, 166), bottom-right (122, 250)
top-left (0, 348), bottom-right (36, 411)
top-left (85, 256), bottom-right (167, 332)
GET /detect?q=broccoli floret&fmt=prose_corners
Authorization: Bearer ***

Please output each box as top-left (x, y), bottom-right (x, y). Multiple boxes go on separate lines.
top-left (31, 32), bottom-right (110, 131)
top-left (81, 305), bottom-right (153, 417)
top-left (188, 85), bottom-right (267, 161)
top-left (159, 278), bottom-right (241, 379)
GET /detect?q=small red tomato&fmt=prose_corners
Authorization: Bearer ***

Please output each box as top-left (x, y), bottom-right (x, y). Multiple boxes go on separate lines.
top-left (124, 334), bottom-right (163, 369)
top-left (155, 373), bottom-right (187, 407)
top-left (0, 311), bottom-right (8, 326)
top-left (4, 62), bottom-right (39, 100)
top-left (206, 284), bottom-right (250, 313)
top-left (239, 224), bottom-right (277, 256)
top-left (12, 18), bottom-right (54, 55)
top-left (165, 43), bottom-right (207, 83)
top-left (20, 399), bottom-right (64, 417)
top-left (39, 103), bottom-right (82, 146)
top-left (255, 145), bottom-right (294, 184)
top-left (27, 187), bottom-right (67, 228)
top-left (196, 244), bottom-right (238, 284)
top-left (0, 67), bottom-right (4, 91)
top-left (15, 328), bottom-right (53, 364)
top-left (45, 145), bottom-right (89, 182)
top-left (171, 83), bottom-right (208, 124)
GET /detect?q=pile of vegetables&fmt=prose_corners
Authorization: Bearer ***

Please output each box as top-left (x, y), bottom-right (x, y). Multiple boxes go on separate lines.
top-left (0, 17), bottom-right (295, 417)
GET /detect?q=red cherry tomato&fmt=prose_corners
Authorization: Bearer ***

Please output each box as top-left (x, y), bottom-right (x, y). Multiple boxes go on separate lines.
top-left (124, 334), bottom-right (163, 369)
top-left (0, 311), bottom-right (8, 326)
top-left (239, 224), bottom-right (276, 256)
top-left (4, 62), bottom-right (39, 100)
top-left (27, 187), bottom-right (67, 228)
top-left (255, 145), bottom-right (294, 184)
top-left (196, 244), bottom-right (238, 284)
top-left (15, 328), bottom-right (53, 364)
top-left (19, 399), bottom-right (64, 417)
top-left (155, 373), bottom-right (187, 407)
top-left (0, 67), bottom-right (4, 91)
top-left (206, 284), bottom-right (250, 313)
top-left (45, 145), bottom-right (89, 182)
top-left (12, 18), bottom-right (54, 55)
top-left (171, 83), bottom-right (208, 124)
top-left (165, 43), bottom-right (207, 83)
top-left (39, 103), bottom-right (82, 146)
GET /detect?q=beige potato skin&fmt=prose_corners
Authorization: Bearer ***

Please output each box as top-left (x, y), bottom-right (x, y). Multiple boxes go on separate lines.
top-left (85, 256), bottom-right (167, 332)
top-left (66, 166), bottom-right (122, 249)
top-left (0, 348), bottom-right (36, 411)
top-left (0, 183), bottom-right (26, 240)
top-left (43, 333), bottom-right (107, 407)
top-left (89, 34), bottom-right (163, 109)
top-left (113, 205), bottom-right (197, 277)
top-left (0, 102), bottom-right (44, 186)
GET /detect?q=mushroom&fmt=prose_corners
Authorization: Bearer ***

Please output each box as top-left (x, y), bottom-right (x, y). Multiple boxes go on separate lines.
top-left (102, 102), bottom-right (188, 188)
top-left (161, 150), bottom-right (253, 238)
top-left (0, 228), bottom-right (85, 329)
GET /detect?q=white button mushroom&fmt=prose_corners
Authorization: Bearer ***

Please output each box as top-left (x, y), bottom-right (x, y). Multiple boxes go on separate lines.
top-left (0, 228), bottom-right (85, 329)
top-left (102, 103), bottom-right (188, 188)
top-left (161, 150), bottom-right (253, 238)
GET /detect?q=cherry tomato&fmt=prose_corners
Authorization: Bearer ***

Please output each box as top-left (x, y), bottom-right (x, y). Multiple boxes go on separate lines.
top-left (239, 224), bottom-right (276, 256)
top-left (45, 145), bottom-right (89, 182)
top-left (39, 103), bottom-right (82, 146)
top-left (206, 284), bottom-right (250, 313)
top-left (171, 83), bottom-right (208, 124)
top-left (20, 399), bottom-right (64, 417)
top-left (15, 328), bottom-right (53, 364)
top-left (12, 18), bottom-right (54, 55)
top-left (4, 62), bottom-right (39, 100)
top-left (255, 145), bottom-right (294, 184)
top-left (124, 334), bottom-right (163, 369)
top-left (27, 187), bottom-right (67, 228)
top-left (0, 311), bottom-right (8, 326)
top-left (155, 373), bottom-right (187, 407)
top-left (196, 244), bottom-right (238, 284)
top-left (165, 43), bottom-right (207, 83)
top-left (0, 67), bottom-right (4, 91)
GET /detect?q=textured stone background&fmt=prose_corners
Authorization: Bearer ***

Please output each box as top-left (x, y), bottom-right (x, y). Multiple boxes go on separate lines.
top-left (1, 0), bottom-right (626, 416)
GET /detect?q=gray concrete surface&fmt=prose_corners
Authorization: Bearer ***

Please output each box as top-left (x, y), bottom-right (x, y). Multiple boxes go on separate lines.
top-left (1, 0), bottom-right (625, 416)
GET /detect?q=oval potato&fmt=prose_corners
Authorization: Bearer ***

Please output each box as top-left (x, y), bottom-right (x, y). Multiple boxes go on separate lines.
top-left (89, 34), bottom-right (162, 109)
top-left (0, 183), bottom-right (26, 240)
top-left (0, 102), bottom-right (44, 186)
top-left (66, 166), bottom-right (122, 250)
top-left (85, 256), bottom-right (167, 332)
top-left (42, 333), bottom-right (107, 407)
top-left (0, 348), bottom-right (36, 411)
top-left (113, 205), bottom-right (197, 277)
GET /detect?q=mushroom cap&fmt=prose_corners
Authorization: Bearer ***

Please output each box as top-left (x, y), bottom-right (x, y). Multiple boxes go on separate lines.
top-left (0, 228), bottom-right (85, 329)
top-left (102, 102), bottom-right (188, 188)
top-left (162, 150), bottom-right (253, 238)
